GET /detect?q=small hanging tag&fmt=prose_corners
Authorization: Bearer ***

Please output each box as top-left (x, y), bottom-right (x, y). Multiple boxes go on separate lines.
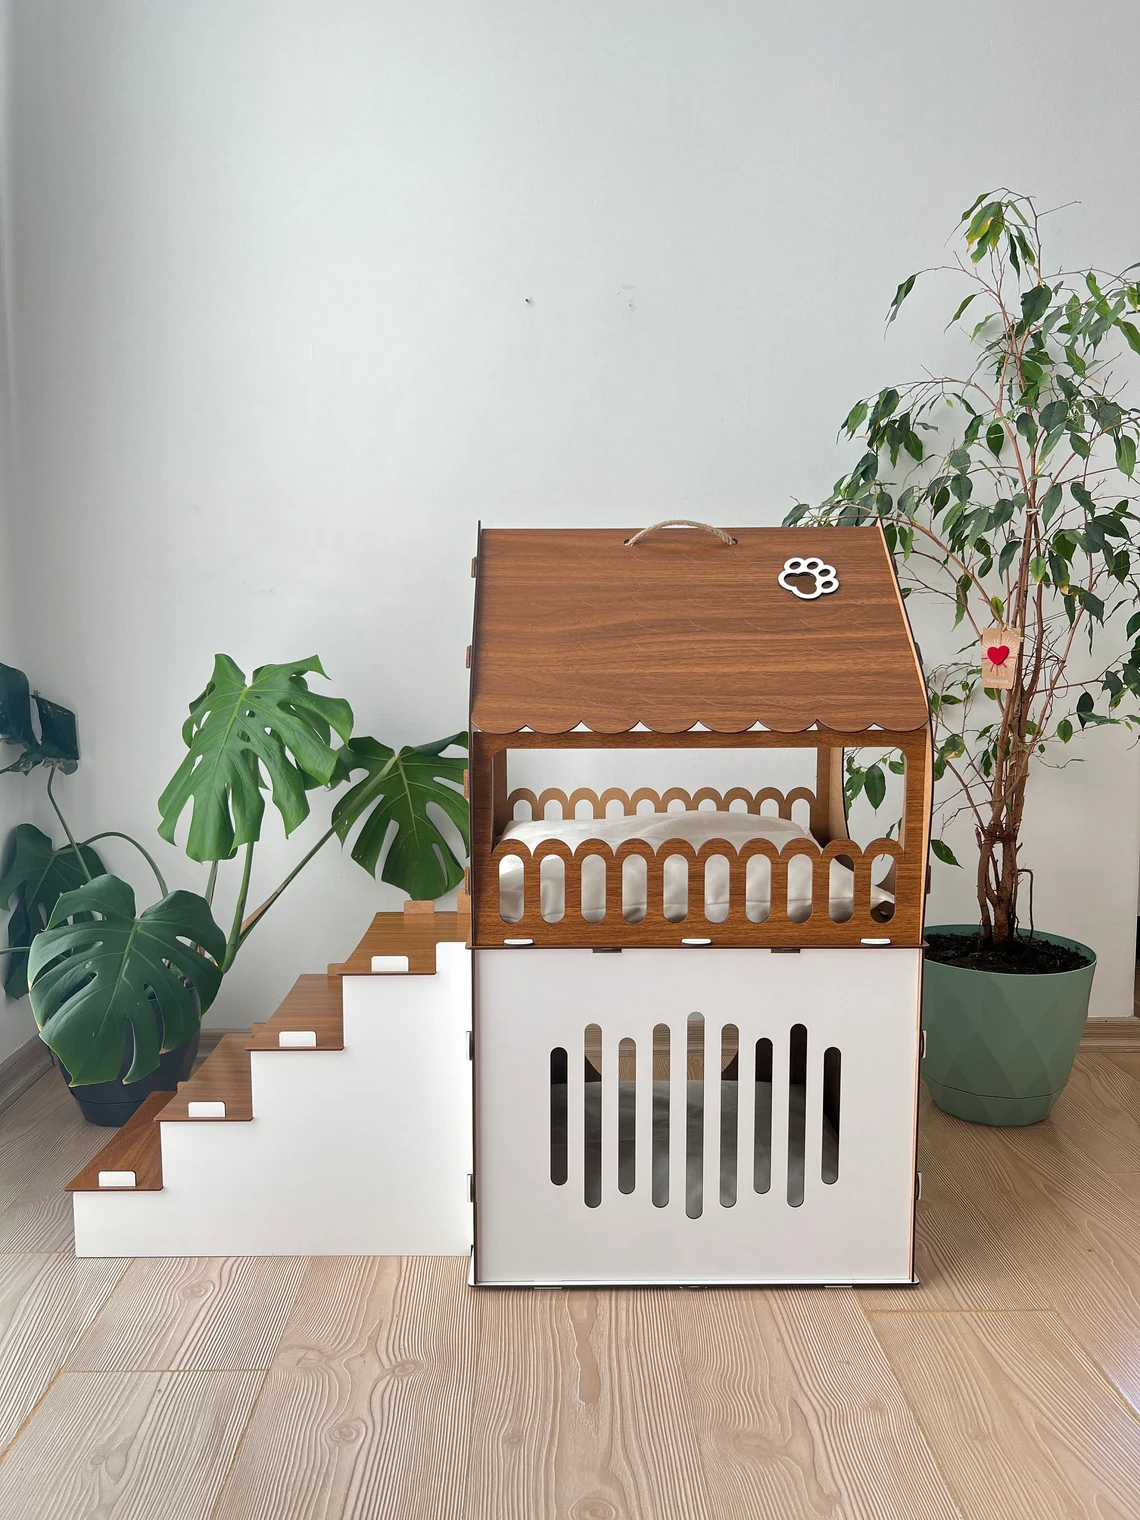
top-left (980, 625), bottom-right (1021, 689)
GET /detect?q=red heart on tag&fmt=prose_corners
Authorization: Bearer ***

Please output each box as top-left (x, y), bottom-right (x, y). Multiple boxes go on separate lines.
top-left (987, 645), bottom-right (1010, 666)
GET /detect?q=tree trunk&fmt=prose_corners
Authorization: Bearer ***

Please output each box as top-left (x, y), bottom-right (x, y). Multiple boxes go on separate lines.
top-left (977, 755), bottom-right (1031, 945)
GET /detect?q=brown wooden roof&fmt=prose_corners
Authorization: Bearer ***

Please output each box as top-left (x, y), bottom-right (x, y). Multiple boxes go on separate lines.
top-left (469, 525), bottom-right (929, 735)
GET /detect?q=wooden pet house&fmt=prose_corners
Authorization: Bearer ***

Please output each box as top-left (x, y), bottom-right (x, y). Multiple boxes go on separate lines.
top-left (468, 522), bottom-right (932, 1286)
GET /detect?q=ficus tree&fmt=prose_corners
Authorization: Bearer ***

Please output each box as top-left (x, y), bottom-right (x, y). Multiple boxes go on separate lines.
top-left (1, 655), bottom-right (468, 1084)
top-left (788, 191), bottom-right (1140, 945)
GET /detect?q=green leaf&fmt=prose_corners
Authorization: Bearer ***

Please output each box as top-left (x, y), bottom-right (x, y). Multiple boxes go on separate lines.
top-left (1116, 433), bottom-right (1137, 477)
top-left (1071, 481), bottom-right (1097, 513)
top-left (842, 400), bottom-right (868, 436)
top-left (0, 825), bottom-right (106, 999)
top-left (1029, 556), bottom-right (1048, 582)
top-left (1040, 482), bottom-right (1063, 528)
top-left (930, 839), bottom-right (960, 868)
top-left (1057, 718), bottom-right (1073, 743)
top-left (28, 876), bottom-right (224, 1085)
top-left (1119, 319), bottom-right (1140, 356)
top-left (886, 274), bottom-right (918, 327)
top-left (1020, 284), bottom-right (1051, 327)
top-left (1039, 399), bottom-right (1068, 434)
top-left (331, 732), bottom-right (469, 900)
top-left (986, 421), bottom-right (1005, 457)
top-left (863, 764), bottom-right (887, 810)
top-left (0, 663), bottom-right (37, 754)
top-left (947, 293), bottom-right (978, 328)
top-left (32, 697), bottom-right (80, 774)
top-left (997, 540), bottom-right (1020, 576)
top-left (1077, 690), bottom-right (1095, 727)
top-left (158, 655), bottom-right (354, 863)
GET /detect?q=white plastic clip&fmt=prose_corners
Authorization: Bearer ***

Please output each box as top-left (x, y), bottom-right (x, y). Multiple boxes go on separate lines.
top-left (98, 1170), bottom-right (136, 1188)
top-left (278, 1030), bottom-right (317, 1048)
top-left (371, 955), bottom-right (410, 973)
top-left (187, 1100), bottom-right (226, 1119)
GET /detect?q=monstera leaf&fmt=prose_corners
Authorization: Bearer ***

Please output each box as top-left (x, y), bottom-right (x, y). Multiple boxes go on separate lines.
top-left (331, 732), bottom-right (469, 900)
top-left (0, 824), bottom-right (107, 999)
top-left (0, 663), bottom-right (80, 774)
top-left (158, 655), bottom-right (354, 862)
top-left (28, 876), bottom-right (226, 1085)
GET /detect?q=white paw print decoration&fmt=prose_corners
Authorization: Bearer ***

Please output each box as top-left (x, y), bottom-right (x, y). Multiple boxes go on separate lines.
top-left (778, 556), bottom-right (840, 600)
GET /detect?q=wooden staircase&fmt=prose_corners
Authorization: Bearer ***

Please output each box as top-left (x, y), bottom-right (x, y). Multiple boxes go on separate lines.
top-left (66, 900), bottom-right (473, 1257)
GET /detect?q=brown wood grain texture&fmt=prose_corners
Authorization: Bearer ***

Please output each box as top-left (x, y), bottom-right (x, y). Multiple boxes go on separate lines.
top-left (327, 902), bottom-right (470, 976)
top-left (246, 974), bottom-right (344, 1051)
top-left (0, 1368), bottom-right (264, 1520)
top-left (0, 1253), bottom-right (127, 1454)
top-left (157, 1034), bottom-right (252, 1122)
top-left (470, 729), bottom-right (929, 948)
top-left (469, 526), bottom-right (930, 734)
top-left (673, 1288), bottom-right (962, 1519)
top-left (211, 1256), bottom-right (477, 1520)
top-left (67, 1091), bottom-right (171, 1191)
top-left (65, 1256), bottom-right (309, 1373)
top-left (871, 1309), bottom-right (1140, 1519)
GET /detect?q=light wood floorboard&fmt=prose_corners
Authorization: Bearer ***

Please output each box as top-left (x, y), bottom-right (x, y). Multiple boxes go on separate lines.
top-left (5, 1059), bottom-right (1140, 1515)
top-left (673, 1287), bottom-right (962, 1518)
top-left (211, 1255), bottom-right (478, 1520)
top-left (462, 1285), bottom-right (714, 1520)
top-left (0, 1368), bottom-right (264, 1520)
top-left (66, 1256), bottom-right (310, 1372)
top-left (0, 1074), bottom-right (107, 1249)
top-left (0, 1253), bottom-right (127, 1453)
top-left (872, 1309), bottom-right (1140, 1519)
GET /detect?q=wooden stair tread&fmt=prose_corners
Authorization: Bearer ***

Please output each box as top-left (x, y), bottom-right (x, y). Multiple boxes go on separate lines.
top-left (67, 1090), bottom-right (170, 1191)
top-left (247, 974), bottom-right (344, 1050)
top-left (329, 900), bottom-right (470, 976)
top-left (158, 1033), bottom-right (253, 1121)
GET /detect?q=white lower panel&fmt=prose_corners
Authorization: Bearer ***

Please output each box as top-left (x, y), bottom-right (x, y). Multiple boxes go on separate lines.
top-left (474, 947), bottom-right (921, 1285)
top-left (73, 943), bottom-right (473, 1257)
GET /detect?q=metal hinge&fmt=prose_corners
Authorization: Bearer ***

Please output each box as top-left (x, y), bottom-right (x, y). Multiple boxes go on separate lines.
top-left (920, 1029), bottom-right (927, 1059)
top-left (467, 1173), bottom-right (475, 1203)
top-left (915, 1172), bottom-right (923, 1201)
top-left (467, 1030), bottom-right (474, 1061)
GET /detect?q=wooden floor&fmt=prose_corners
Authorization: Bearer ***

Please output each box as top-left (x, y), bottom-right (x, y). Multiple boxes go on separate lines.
top-left (4, 1057), bottom-right (1140, 1519)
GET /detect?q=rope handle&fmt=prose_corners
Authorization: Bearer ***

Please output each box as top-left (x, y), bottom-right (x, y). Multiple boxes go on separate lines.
top-left (624, 519), bottom-right (737, 548)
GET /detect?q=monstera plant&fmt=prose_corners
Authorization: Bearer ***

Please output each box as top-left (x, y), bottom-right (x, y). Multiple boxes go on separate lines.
top-left (1, 653), bottom-right (467, 1118)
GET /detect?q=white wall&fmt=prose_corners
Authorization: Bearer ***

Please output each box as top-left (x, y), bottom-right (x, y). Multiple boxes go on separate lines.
top-left (4, 0), bottom-right (1138, 1026)
top-left (0, 0), bottom-right (42, 1066)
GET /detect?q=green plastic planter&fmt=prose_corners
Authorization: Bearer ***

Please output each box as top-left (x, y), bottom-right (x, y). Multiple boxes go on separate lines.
top-left (921, 924), bottom-right (1096, 1126)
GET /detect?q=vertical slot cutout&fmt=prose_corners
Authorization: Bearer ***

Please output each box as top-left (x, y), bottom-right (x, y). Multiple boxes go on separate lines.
top-left (618, 1036), bottom-right (636, 1193)
top-left (745, 856), bottom-right (771, 923)
top-left (622, 854), bottom-right (647, 923)
top-left (720, 1023), bottom-right (739, 1207)
top-left (829, 855), bottom-right (855, 923)
top-left (584, 1023), bottom-right (602, 1207)
top-left (549, 1047), bottom-right (567, 1186)
top-left (581, 855), bottom-right (606, 924)
top-left (540, 855), bottom-right (565, 924)
top-left (871, 854), bottom-right (896, 922)
top-left (754, 1036), bottom-right (773, 1194)
top-left (663, 854), bottom-right (689, 923)
top-left (704, 854), bottom-right (730, 923)
top-left (498, 854), bottom-right (524, 924)
top-left (822, 1046), bottom-right (842, 1185)
top-left (787, 1023), bottom-right (808, 1207)
top-left (652, 1023), bottom-right (670, 1208)
top-left (686, 1014), bottom-right (704, 1218)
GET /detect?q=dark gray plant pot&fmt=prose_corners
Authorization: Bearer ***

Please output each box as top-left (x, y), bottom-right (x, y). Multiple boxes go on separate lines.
top-left (922, 924), bottom-right (1096, 1126)
top-left (56, 1031), bottom-right (199, 1127)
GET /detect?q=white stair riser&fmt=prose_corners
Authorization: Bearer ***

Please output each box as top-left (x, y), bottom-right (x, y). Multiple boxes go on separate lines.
top-left (73, 943), bottom-right (472, 1257)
